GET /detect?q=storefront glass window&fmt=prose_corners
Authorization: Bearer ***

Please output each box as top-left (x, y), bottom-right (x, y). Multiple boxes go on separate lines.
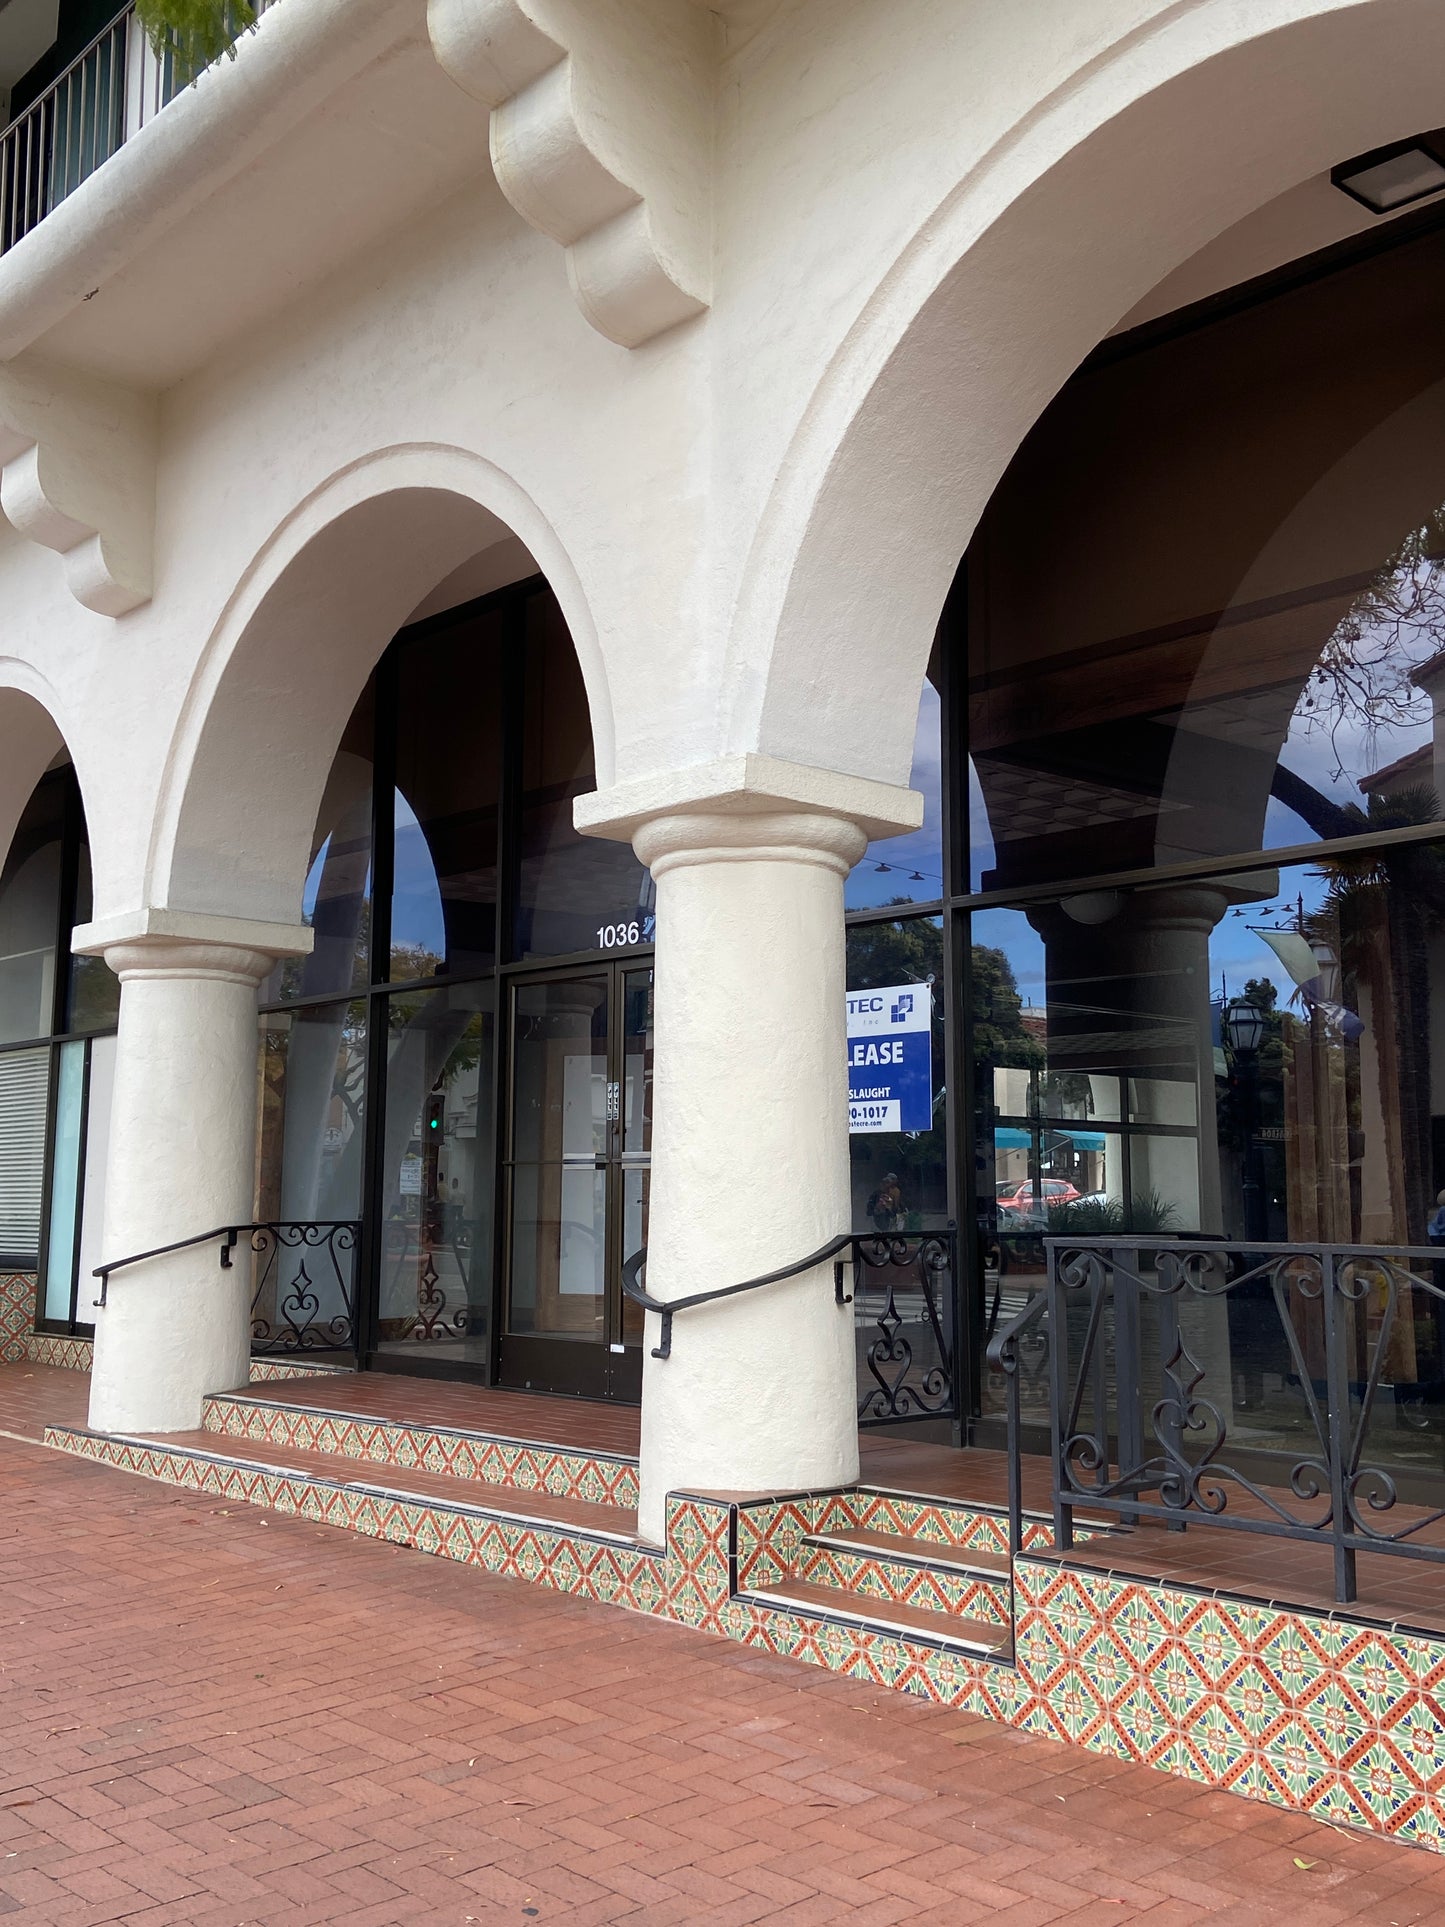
top-left (68, 839), bottom-right (120, 1033)
top-left (377, 978), bottom-right (495, 1360)
top-left (515, 591), bottom-right (651, 958)
top-left (975, 843), bottom-right (1445, 1434)
top-left (390, 612), bottom-right (502, 982)
top-left (256, 1001), bottom-right (369, 1227)
top-left (261, 686), bottom-right (375, 1005)
top-left (968, 228), bottom-right (1445, 894)
top-left (847, 656), bottom-right (945, 910)
top-left (0, 778), bottom-right (62, 1045)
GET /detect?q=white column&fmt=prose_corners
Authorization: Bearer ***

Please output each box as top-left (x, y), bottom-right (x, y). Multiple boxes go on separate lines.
top-left (71, 912), bottom-right (310, 1435)
top-left (578, 758), bottom-right (921, 1544)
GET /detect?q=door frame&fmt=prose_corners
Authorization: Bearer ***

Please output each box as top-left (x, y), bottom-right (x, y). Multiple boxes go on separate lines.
top-left (496, 956), bottom-right (650, 1401)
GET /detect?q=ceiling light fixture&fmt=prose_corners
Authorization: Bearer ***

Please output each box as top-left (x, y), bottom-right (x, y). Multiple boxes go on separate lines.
top-left (1332, 130), bottom-right (1445, 215)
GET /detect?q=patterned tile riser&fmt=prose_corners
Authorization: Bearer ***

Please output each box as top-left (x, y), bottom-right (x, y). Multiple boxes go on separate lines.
top-left (735, 1497), bottom-right (817, 1590)
top-left (23, 1340), bottom-right (352, 1379)
top-left (201, 1395), bottom-right (640, 1509)
top-left (245, 1361), bottom-right (352, 1383)
top-left (48, 1428), bottom-right (668, 1614)
top-left (40, 1425), bottom-right (1445, 1854)
top-left (25, 1331), bottom-right (91, 1372)
top-left (792, 1539), bottom-right (1011, 1626)
top-left (0, 1274), bottom-right (35, 1365)
top-left (812, 1489), bottom-right (1061, 1554)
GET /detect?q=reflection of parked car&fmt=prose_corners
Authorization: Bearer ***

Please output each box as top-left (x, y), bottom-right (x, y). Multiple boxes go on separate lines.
top-left (995, 1178), bottom-right (1080, 1222)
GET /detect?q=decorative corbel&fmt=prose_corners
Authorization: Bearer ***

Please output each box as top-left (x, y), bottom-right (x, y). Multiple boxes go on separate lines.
top-left (0, 356), bottom-right (156, 617)
top-left (428, 0), bottom-right (713, 349)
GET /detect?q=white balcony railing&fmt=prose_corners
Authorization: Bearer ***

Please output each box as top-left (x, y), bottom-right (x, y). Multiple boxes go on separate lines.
top-left (0, 2), bottom-right (275, 257)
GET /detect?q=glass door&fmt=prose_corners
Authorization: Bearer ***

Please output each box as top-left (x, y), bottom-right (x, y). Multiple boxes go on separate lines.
top-left (500, 964), bottom-right (651, 1398)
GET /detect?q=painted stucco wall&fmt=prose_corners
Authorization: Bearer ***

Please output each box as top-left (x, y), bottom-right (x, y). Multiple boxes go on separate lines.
top-left (0, 0), bottom-right (1437, 922)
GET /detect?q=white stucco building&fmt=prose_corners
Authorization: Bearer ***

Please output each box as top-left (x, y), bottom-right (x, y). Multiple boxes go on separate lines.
top-left (8, 0), bottom-right (1445, 1844)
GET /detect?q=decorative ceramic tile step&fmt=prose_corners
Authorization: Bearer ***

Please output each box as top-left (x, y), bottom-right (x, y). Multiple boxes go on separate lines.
top-left (246, 1359), bottom-right (353, 1382)
top-left (814, 1487), bottom-right (1114, 1556)
top-left (45, 1421), bottom-right (670, 1613)
top-left (740, 1574), bottom-right (1012, 1658)
top-left (200, 1391), bottom-right (639, 1508)
top-left (813, 1487), bottom-right (1044, 1555)
top-left (793, 1526), bottom-right (1012, 1626)
top-left (45, 1424), bottom-right (640, 1543)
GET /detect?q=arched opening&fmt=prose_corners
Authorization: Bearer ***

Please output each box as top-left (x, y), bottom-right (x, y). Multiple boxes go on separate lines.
top-left (0, 695), bottom-right (120, 1356)
top-left (165, 468), bottom-right (651, 1402)
top-left (957, 208), bottom-right (1445, 1457)
top-left (734, 1), bottom-right (1445, 1465)
top-left (822, 193), bottom-right (1445, 1472)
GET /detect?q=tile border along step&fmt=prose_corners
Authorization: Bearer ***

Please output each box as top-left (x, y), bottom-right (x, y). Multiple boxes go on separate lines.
top-left (43, 1424), bottom-right (643, 1547)
top-left (738, 1576), bottom-right (1013, 1658)
top-left (201, 1390), bottom-right (641, 1507)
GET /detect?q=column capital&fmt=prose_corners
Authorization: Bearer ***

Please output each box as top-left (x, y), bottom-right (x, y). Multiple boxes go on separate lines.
top-left (632, 809), bottom-right (867, 879)
top-left (575, 753), bottom-right (923, 854)
top-left (71, 908), bottom-right (313, 986)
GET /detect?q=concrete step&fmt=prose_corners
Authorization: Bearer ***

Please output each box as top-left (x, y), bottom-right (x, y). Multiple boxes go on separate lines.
top-left (740, 1574), bottom-right (1012, 1658)
top-left (793, 1526), bottom-right (1012, 1626)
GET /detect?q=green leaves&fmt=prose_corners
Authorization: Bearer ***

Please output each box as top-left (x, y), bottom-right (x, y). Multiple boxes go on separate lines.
top-left (134, 0), bottom-right (258, 83)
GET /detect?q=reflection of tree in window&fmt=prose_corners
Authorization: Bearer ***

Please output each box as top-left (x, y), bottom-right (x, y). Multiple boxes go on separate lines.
top-left (1290, 511), bottom-right (1445, 789)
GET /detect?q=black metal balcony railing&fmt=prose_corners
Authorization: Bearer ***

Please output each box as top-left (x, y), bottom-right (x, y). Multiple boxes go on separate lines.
top-left (622, 1229), bottom-right (957, 1426)
top-left (94, 1218), bottom-right (360, 1355)
top-left (0, 1), bottom-right (275, 258)
top-left (992, 1237), bottom-right (1445, 1605)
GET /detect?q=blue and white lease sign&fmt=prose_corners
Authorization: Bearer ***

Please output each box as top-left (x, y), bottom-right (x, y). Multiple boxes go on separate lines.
top-left (847, 984), bottom-right (933, 1134)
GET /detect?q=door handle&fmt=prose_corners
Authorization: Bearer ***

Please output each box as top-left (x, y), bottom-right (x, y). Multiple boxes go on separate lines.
top-left (606, 1079), bottom-right (621, 1124)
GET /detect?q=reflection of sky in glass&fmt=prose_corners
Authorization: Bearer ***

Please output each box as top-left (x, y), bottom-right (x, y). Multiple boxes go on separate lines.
top-left (847, 681), bottom-right (944, 909)
top-left (968, 757), bottom-right (996, 893)
top-left (301, 835), bottom-right (330, 922)
top-left (1207, 862), bottom-right (1332, 1010)
top-left (971, 906), bottom-right (1045, 1010)
top-left (392, 790), bottom-right (445, 959)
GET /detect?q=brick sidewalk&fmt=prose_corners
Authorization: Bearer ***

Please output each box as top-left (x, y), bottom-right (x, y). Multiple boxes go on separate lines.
top-left (0, 1437), bottom-right (1442, 1924)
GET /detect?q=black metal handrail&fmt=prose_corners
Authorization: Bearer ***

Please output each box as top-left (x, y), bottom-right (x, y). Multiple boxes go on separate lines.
top-left (985, 1288), bottom-right (1049, 1563)
top-left (621, 1237), bottom-right (857, 1361)
top-left (94, 1223), bottom-right (250, 1305)
top-left (94, 1220), bottom-right (360, 1356)
top-left (624, 1231), bottom-right (957, 1423)
top-left (1040, 1236), bottom-right (1445, 1604)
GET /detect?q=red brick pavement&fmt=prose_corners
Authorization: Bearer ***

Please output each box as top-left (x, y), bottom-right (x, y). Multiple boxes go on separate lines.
top-left (2, 1435), bottom-right (1445, 1925)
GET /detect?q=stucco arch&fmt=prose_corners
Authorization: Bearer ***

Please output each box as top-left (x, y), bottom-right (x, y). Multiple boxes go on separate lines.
top-left (151, 444), bottom-right (612, 929)
top-left (737, 0), bottom-right (1445, 791)
top-left (0, 663), bottom-right (100, 872)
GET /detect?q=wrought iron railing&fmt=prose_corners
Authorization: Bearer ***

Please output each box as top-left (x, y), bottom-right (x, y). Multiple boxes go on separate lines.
top-left (1035, 1237), bottom-right (1445, 1604)
top-left (985, 1287), bottom-right (1049, 1562)
top-left (622, 1230), bottom-right (957, 1425)
top-left (94, 1218), bottom-right (360, 1355)
top-left (247, 1221), bottom-right (359, 1354)
top-left (0, 1), bottom-right (275, 257)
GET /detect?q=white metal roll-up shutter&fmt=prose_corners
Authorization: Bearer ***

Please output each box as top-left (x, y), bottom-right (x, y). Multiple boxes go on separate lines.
top-left (0, 1047), bottom-right (49, 1259)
